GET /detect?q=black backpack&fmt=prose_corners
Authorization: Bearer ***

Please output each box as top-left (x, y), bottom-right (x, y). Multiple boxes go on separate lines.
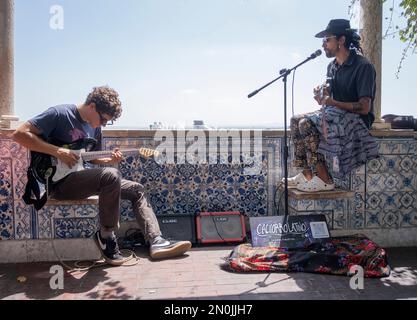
top-left (382, 114), bottom-right (417, 130)
top-left (22, 164), bottom-right (48, 210)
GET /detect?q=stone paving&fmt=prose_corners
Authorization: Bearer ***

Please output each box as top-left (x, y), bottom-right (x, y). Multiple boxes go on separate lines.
top-left (1, 246), bottom-right (416, 300)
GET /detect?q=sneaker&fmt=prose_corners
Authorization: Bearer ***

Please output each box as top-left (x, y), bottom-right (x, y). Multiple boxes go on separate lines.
top-left (94, 231), bottom-right (127, 266)
top-left (296, 175), bottom-right (335, 192)
top-left (149, 238), bottom-right (192, 260)
top-left (282, 172), bottom-right (309, 187)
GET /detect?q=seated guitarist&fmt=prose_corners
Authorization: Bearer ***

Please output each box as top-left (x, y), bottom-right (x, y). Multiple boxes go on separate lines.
top-left (13, 86), bottom-right (192, 265)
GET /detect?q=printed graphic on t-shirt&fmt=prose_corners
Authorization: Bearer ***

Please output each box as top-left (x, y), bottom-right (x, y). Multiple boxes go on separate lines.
top-left (69, 128), bottom-right (87, 141)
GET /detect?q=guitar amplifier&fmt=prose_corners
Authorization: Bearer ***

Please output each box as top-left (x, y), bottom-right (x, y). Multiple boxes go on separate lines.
top-left (157, 214), bottom-right (196, 244)
top-left (196, 212), bottom-right (246, 244)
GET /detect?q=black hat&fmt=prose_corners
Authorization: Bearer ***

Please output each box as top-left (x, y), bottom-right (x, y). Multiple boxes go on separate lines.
top-left (315, 19), bottom-right (358, 38)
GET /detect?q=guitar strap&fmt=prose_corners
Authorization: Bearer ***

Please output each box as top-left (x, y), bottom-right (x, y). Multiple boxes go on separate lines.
top-left (22, 137), bottom-right (100, 210)
top-left (22, 137), bottom-right (95, 210)
top-left (22, 167), bottom-right (48, 211)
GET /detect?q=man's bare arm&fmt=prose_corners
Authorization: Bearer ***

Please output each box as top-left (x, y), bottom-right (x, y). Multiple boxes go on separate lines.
top-left (12, 122), bottom-right (79, 167)
top-left (321, 96), bottom-right (371, 115)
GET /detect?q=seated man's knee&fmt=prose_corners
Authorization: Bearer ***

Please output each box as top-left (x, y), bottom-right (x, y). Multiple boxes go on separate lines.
top-left (132, 183), bottom-right (146, 202)
top-left (299, 118), bottom-right (313, 135)
top-left (291, 115), bottom-right (303, 127)
top-left (124, 181), bottom-right (146, 202)
top-left (101, 168), bottom-right (122, 186)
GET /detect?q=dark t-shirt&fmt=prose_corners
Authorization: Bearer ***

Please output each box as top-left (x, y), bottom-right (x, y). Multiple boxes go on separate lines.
top-left (327, 50), bottom-right (377, 128)
top-left (29, 104), bottom-right (102, 150)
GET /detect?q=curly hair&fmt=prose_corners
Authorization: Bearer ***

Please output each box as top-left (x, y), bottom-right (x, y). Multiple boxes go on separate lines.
top-left (85, 86), bottom-right (122, 120)
top-left (337, 33), bottom-right (364, 55)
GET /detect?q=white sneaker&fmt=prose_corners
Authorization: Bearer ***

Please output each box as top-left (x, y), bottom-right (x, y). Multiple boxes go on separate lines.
top-left (296, 176), bottom-right (335, 192)
top-left (150, 238), bottom-right (192, 260)
top-left (282, 172), bottom-right (309, 187)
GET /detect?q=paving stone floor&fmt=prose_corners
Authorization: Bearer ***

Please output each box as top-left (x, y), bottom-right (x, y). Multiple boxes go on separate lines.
top-left (1, 246), bottom-right (416, 300)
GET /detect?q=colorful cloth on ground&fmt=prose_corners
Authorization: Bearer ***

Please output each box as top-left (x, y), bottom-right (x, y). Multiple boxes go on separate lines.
top-left (225, 235), bottom-right (391, 278)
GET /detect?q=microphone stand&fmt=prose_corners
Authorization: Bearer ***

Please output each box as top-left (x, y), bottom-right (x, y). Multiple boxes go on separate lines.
top-left (248, 52), bottom-right (320, 219)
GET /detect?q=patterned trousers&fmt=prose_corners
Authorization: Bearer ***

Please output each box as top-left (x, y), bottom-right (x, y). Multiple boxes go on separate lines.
top-left (290, 113), bottom-right (326, 172)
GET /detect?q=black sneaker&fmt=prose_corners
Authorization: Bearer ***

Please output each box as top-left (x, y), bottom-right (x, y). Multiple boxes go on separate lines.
top-left (94, 231), bottom-right (127, 266)
top-left (149, 238), bottom-right (192, 260)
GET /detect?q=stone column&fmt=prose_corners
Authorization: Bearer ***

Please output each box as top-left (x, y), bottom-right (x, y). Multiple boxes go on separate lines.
top-left (0, 0), bottom-right (16, 128)
top-left (360, 0), bottom-right (390, 129)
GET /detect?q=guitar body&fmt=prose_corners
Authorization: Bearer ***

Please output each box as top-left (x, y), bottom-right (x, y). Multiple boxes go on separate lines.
top-left (29, 137), bottom-right (159, 185)
top-left (30, 151), bottom-right (57, 185)
top-left (30, 138), bottom-right (97, 185)
top-left (52, 149), bottom-right (85, 183)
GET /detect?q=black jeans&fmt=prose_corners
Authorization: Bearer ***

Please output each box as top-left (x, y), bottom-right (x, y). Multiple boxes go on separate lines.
top-left (50, 167), bottom-right (162, 242)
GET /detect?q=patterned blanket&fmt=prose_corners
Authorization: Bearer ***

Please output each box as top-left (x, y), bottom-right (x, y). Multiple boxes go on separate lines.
top-left (225, 235), bottom-right (391, 278)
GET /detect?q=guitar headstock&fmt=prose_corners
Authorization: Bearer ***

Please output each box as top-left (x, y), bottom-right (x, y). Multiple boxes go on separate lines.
top-left (138, 147), bottom-right (160, 158)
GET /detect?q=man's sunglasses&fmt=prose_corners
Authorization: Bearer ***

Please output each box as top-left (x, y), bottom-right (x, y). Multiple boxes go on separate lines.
top-left (322, 35), bottom-right (337, 43)
top-left (98, 112), bottom-right (114, 126)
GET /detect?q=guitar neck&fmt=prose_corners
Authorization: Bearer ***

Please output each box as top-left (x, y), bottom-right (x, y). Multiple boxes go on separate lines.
top-left (80, 149), bottom-right (140, 162)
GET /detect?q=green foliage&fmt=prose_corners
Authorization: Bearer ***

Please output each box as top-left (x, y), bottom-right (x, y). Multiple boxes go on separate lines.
top-left (398, 0), bottom-right (416, 45)
top-left (349, 0), bottom-right (416, 77)
top-left (396, 0), bottom-right (417, 77)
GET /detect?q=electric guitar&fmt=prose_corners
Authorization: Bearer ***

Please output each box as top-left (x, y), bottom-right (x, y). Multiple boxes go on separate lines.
top-left (30, 138), bottom-right (159, 185)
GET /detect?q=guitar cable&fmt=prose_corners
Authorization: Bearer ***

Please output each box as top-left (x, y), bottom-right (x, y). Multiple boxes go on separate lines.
top-left (33, 147), bottom-right (151, 272)
top-left (45, 165), bottom-right (140, 271)
top-left (48, 221), bottom-right (141, 271)
top-left (292, 69), bottom-right (296, 118)
top-left (210, 212), bottom-right (226, 243)
top-left (274, 181), bottom-right (285, 216)
top-left (50, 239), bottom-right (140, 272)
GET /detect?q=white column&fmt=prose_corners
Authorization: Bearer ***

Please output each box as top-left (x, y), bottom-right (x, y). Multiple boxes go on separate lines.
top-left (0, 0), bottom-right (14, 122)
top-left (360, 0), bottom-right (390, 129)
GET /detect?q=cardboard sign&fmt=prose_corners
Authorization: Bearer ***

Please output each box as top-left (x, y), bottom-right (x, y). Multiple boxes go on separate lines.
top-left (249, 214), bottom-right (330, 248)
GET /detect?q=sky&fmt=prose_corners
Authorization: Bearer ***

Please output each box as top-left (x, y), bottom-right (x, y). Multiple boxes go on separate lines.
top-left (14, 0), bottom-right (417, 129)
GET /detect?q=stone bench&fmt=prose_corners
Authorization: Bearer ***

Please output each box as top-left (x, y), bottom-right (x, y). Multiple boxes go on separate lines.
top-left (43, 197), bottom-right (136, 239)
top-left (45, 196), bottom-right (99, 206)
top-left (285, 188), bottom-right (355, 231)
top-left (38, 196), bottom-right (100, 239)
top-left (0, 196), bottom-right (102, 263)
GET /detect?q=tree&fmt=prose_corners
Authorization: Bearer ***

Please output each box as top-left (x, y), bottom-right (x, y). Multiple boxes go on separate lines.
top-left (395, 0), bottom-right (417, 77)
top-left (349, 0), bottom-right (417, 78)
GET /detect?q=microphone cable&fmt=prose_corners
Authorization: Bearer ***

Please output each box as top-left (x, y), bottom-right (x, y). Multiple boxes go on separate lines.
top-left (291, 69), bottom-right (297, 118)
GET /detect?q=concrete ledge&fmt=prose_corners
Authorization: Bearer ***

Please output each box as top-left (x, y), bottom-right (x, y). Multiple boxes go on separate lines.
top-left (370, 129), bottom-right (415, 137)
top-left (97, 128), bottom-right (417, 139)
top-left (103, 128), bottom-right (287, 138)
top-left (45, 196), bottom-right (99, 206)
top-left (286, 188), bottom-right (355, 200)
top-left (0, 239), bottom-right (101, 263)
top-left (3, 128), bottom-right (416, 139)
top-left (1, 227), bottom-right (416, 264)
top-left (331, 228), bottom-right (417, 248)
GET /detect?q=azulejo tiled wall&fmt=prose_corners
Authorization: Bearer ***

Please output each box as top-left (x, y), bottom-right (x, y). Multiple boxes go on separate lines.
top-left (0, 135), bottom-right (30, 240)
top-left (288, 197), bottom-right (351, 231)
top-left (104, 136), bottom-right (280, 222)
top-left (1, 130), bottom-right (416, 242)
top-left (361, 138), bottom-right (417, 229)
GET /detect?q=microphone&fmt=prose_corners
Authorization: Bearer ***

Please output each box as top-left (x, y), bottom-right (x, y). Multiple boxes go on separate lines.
top-left (247, 49), bottom-right (322, 99)
top-left (309, 49), bottom-right (322, 59)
